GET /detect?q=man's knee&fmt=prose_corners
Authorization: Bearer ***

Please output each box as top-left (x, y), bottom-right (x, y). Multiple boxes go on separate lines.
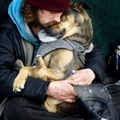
top-left (3, 98), bottom-right (28, 119)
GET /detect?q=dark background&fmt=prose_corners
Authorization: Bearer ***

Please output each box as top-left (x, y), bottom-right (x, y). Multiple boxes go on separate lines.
top-left (72, 0), bottom-right (120, 59)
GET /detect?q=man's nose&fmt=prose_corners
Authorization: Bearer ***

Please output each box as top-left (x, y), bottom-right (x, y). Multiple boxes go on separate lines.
top-left (53, 13), bottom-right (62, 22)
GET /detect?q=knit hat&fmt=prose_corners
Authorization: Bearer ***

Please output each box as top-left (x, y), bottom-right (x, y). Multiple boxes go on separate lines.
top-left (26, 0), bottom-right (70, 12)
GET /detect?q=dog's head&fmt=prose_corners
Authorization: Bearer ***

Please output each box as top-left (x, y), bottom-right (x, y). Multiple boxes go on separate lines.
top-left (44, 2), bottom-right (93, 48)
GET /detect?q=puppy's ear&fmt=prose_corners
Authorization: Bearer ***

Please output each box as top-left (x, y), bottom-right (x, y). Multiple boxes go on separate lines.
top-left (70, 2), bottom-right (90, 12)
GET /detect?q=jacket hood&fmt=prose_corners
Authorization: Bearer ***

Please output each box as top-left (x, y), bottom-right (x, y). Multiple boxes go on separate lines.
top-left (8, 0), bottom-right (40, 51)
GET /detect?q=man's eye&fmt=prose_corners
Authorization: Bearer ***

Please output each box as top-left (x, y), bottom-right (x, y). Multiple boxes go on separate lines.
top-left (50, 11), bottom-right (55, 14)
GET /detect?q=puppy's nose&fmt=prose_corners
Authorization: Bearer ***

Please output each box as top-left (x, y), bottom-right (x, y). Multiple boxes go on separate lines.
top-left (45, 27), bottom-right (49, 31)
top-left (45, 27), bottom-right (50, 33)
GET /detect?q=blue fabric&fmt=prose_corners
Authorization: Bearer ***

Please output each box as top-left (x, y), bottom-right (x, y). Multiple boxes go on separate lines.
top-left (8, 0), bottom-right (40, 53)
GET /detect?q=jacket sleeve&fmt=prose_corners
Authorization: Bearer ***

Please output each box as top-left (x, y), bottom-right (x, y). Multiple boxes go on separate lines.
top-left (0, 23), bottom-right (50, 104)
top-left (85, 43), bottom-right (106, 83)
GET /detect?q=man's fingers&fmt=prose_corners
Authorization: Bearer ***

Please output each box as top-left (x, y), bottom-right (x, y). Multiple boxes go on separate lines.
top-left (67, 79), bottom-right (78, 86)
top-left (64, 98), bottom-right (76, 103)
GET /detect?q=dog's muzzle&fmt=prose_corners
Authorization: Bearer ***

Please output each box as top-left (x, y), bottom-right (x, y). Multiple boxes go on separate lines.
top-left (45, 27), bottom-right (65, 39)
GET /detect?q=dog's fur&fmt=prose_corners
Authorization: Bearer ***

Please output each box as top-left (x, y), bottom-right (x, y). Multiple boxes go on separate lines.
top-left (13, 2), bottom-right (93, 116)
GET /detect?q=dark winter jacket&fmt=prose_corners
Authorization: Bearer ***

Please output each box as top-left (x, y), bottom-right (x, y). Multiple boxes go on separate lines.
top-left (0, 13), bottom-right (106, 104)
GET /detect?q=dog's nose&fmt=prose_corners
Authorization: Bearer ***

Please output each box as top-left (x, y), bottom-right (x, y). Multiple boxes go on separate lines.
top-left (45, 27), bottom-right (50, 33)
top-left (45, 27), bottom-right (51, 35)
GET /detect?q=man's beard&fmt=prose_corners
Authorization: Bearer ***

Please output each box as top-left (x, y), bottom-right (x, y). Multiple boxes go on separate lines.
top-left (42, 21), bottom-right (58, 28)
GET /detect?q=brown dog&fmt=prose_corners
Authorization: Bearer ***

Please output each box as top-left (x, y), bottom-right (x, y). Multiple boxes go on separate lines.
top-left (13, 2), bottom-right (93, 115)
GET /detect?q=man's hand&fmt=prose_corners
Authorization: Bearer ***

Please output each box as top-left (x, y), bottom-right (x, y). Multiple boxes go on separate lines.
top-left (46, 68), bottom-right (95, 103)
top-left (68, 68), bottom-right (95, 85)
top-left (46, 79), bottom-right (77, 103)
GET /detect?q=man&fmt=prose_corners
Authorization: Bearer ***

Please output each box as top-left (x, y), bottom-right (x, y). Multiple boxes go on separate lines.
top-left (0, 0), bottom-right (106, 119)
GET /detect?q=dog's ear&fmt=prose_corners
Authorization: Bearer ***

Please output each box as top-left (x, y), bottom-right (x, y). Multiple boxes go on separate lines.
top-left (70, 2), bottom-right (90, 13)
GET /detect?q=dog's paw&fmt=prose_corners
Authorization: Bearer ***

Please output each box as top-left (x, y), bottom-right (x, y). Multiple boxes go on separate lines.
top-left (13, 77), bottom-right (26, 92)
top-left (13, 87), bottom-right (23, 92)
top-left (13, 79), bottom-right (26, 92)
top-left (15, 59), bottom-right (24, 70)
top-left (34, 54), bottom-right (42, 66)
top-left (13, 69), bottom-right (28, 92)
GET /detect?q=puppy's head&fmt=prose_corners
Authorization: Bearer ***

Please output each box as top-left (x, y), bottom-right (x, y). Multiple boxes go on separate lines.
top-left (45, 2), bottom-right (93, 48)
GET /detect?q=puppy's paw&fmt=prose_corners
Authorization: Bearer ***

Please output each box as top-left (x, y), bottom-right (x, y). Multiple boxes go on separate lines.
top-left (13, 79), bottom-right (26, 92)
top-left (13, 68), bottom-right (28, 92)
top-left (13, 76), bottom-right (26, 92)
top-left (15, 59), bottom-right (24, 70)
top-left (34, 54), bottom-right (42, 66)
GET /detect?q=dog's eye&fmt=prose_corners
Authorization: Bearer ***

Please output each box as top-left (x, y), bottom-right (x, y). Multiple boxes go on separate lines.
top-left (61, 16), bottom-right (67, 22)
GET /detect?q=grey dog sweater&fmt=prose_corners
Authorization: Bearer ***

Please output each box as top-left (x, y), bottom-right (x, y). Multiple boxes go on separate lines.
top-left (36, 39), bottom-right (93, 78)
top-left (36, 29), bottom-right (93, 78)
top-left (37, 39), bottom-right (86, 61)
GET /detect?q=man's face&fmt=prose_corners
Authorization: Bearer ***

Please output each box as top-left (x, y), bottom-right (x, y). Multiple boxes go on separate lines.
top-left (37, 9), bottom-right (63, 27)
